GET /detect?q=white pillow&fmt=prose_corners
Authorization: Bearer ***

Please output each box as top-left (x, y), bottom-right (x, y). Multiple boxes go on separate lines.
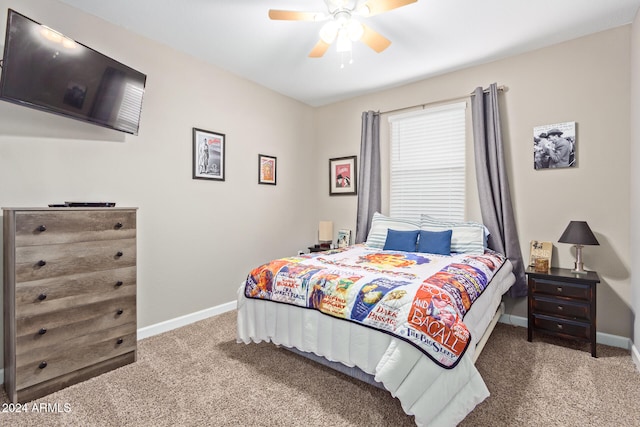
top-left (365, 212), bottom-right (420, 249)
top-left (420, 214), bottom-right (486, 254)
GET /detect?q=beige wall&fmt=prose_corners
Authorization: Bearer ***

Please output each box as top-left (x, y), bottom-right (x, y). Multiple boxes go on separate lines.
top-left (315, 26), bottom-right (632, 338)
top-left (0, 0), bottom-right (317, 342)
top-left (631, 10), bottom-right (640, 350)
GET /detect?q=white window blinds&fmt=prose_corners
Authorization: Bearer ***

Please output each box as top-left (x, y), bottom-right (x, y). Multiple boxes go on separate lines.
top-left (388, 101), bottom-right (466, 222)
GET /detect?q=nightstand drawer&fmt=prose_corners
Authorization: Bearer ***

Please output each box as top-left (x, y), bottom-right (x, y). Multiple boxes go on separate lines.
top-left (531, 296), bottom-right (591, 321)
top-left (531, 278), bottom-right (590, 301)
top-left (533, 315), bottom-right (590, 340)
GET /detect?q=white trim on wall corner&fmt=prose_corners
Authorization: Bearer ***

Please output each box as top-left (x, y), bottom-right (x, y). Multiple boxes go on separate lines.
top-left (499, 314), bottom-right (631, 350)
top-left (632, 343), bottom-right (640, 372)
top-left (137, 300), bottom-right (237, 340)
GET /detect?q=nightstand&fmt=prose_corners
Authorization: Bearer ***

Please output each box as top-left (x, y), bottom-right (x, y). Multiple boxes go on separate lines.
top-left (527, 266), bottom-right (600, 357)
top-left (308, 246), bottom-right (326, 253)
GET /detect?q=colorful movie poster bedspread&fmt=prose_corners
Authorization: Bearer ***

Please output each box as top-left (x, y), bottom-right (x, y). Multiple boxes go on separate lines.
top-left (244, 245), bottom-right (505, 368)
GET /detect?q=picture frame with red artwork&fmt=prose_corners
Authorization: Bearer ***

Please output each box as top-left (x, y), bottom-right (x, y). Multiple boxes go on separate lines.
top-left (329, 155), bottom-right (357, 196)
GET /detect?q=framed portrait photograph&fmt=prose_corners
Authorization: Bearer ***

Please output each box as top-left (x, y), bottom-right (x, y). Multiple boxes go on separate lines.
top-left (193, 128), bottom-right (225, 181)
top-left (329, 155), bottom-right (357, 196)
top-left (258, 154), bottom-right (277, 185)
top-left (337, 229), bottom-right (351, 248)
top-left (533, 121), bottom-right (576, 170)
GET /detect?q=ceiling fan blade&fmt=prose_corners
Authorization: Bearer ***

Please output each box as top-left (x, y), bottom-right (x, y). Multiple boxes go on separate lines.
top-left (360, 24), bottom-right (391, 53)
top-left (360, 0), bottom-right (417, 17)
top-left (309, 40), bottom-right (331, 58)
top-left (268, 9), bottom-right (318, 21)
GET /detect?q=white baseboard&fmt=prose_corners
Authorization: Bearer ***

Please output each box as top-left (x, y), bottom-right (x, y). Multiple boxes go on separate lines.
top-left (632, 343), bottom-right (640, 372)
top-left (499, 314), bottom-right (632, 350)
top-left (137, 300), bottom-right (237, 340)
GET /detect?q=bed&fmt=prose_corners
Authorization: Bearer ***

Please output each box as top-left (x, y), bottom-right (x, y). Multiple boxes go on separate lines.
top-left (236, 214), bottom-right (515, 426)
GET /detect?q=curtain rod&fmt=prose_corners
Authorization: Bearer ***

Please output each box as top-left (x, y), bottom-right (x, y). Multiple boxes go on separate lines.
top-left (379, 85), bottom-right (506, 115)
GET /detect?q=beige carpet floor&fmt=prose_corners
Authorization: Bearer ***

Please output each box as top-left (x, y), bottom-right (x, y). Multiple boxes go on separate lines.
top-left (1, 311), bottom-right (639, 426)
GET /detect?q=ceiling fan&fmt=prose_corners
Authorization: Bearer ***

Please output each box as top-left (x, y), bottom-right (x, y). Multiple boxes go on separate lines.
top-left (268, 0), bottom-right (417, 58)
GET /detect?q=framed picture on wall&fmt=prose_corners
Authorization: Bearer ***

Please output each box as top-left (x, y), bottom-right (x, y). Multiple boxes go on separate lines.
top-left (533, 121), bottom-right (576, 170)
top-left (329, 155), bottom-right (357, 196)
top-left (258, 154), bottom-right (277, 185)
top-left (193, 128), bottom-right (225, 181)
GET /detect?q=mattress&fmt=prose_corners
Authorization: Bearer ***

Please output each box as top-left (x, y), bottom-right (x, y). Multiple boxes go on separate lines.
top-left (237, 257), bottom-right (514, 426)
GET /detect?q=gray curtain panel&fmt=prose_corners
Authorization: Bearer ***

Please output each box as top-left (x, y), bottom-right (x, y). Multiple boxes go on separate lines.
top-left (355, 111), bottom-right (381, 243)
top-left (471, 84), bottom-right (527, 297)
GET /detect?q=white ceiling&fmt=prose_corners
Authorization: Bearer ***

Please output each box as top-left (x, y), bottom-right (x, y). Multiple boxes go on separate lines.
top-left (56, 0), bottom-right (640, 107)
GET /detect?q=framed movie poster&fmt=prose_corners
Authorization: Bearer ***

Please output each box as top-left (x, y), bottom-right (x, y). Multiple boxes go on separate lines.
top-left (533, 121), bottom-right (576, 170)
top-left (258, 154), bottom-right (277, 185)
top-left (193, 128), bottom-right (225, 181)
top-left (329, 155), bottom-right (357, 196)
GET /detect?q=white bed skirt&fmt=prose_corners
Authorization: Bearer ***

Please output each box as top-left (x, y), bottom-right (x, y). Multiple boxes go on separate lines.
top-left (236, 261), bottom-right (515, 426)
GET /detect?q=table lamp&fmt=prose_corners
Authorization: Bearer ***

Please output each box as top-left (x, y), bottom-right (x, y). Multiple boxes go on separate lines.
top-left (558, 221), bottom-right (599, 274)
top-left (318, 221), bottom-right (333, 249)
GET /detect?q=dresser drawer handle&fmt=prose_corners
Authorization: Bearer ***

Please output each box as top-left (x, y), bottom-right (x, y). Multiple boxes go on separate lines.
top-left (38, 328), bottom-right (47, 335)
top-left (37, 260), bottom-right (47, 267)
top-left (115, 222), bottom-right (123, 229)
top-left (116, 251), bottom-right (124, 258)
top-left (117, 338), bottom-right (124, 345)
top-left (116, 309), bottom-right (124, 315)
top-left (37, 293), bottom-right (47, 301)
top-left (37, 225), bottom-right (47, 232)
top-left (115, 281), bottom-right (124, 287)
top-left (557, 324), bottom-right (563, 329)
top-left (38, 361), bottom-right (48, 369)
top-left (556, 287), bottom-right (563, 292)
top-left (557, 305), bottom-right (564, 311)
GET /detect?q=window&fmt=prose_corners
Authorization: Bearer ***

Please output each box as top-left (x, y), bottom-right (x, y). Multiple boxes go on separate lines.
top-left (388, 101), bottom-right (466, 222)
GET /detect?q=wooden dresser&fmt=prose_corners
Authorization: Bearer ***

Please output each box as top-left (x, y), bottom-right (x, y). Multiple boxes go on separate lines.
top-left (3, 207), bottom-right (137, 402)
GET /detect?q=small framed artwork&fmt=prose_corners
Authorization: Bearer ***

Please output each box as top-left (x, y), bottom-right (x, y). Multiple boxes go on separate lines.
top-left (337, 229), bottom-right (351, 248)
top-left (533, 121), bottom-right (576, 170)
top-left (193, 128), bottom-right (225, 181)
top-left (258, 154), bottom-right (277, 185)
top-left (329, 155), bottom-right (357, 196)
top-left (529, 240), bottom-right (552, 271)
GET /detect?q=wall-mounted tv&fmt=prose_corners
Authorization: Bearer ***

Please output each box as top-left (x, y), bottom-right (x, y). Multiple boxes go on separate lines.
top-left (0, 9), bottom-right (146, 135)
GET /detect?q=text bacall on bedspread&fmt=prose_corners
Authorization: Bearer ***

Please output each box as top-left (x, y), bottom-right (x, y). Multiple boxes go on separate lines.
top-left (244, 244), bottom-right (506, 369)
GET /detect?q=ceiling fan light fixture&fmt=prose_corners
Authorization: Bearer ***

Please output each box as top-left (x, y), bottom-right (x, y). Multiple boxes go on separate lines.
top-left (347, 20), bottom-right (364, 41)
top-left (336, 28), bottom-right (352, 52)
top-left (319, 20), bottom-right (339, 43)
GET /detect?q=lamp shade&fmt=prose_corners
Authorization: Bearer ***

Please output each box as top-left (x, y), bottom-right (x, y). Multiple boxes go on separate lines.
top-left (319, 221), bottom-right (333, 242)
top-left (558, 221), bottom-right (599, 246)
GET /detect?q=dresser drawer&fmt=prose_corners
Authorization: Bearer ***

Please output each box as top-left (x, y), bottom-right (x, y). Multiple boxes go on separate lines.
top-left (16, 294), bottom-right (136, 346)
top-left (533, 314), bottom-right (590, 340)
top-left (15, 267), bottom-right (136, 317)
top-left (531, 295), bottom-right (591, 321)
top-left (14, 239), bottom-right (136, 282)
top-left (530, 278), bottom-right (591, 301)
top-left (15, 328), bottom-right (136, 390)
top-left (14, 210), bottom-right (136, 246)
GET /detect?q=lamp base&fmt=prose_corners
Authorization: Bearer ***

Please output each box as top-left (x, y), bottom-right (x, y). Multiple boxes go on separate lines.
top-left (570, 268), bottom-right (589, 275)
top-left (571, 246), bottom-right (588, 274)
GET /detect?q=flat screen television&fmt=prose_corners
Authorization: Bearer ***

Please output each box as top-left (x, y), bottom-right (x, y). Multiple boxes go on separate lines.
top-left (0, 9), bottom-right (146, 135)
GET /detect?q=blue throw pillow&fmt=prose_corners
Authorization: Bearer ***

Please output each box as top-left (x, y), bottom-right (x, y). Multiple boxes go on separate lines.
top-left (383, 229), bottom-right (419, 252)
top-left (417, 229), bottom-right (452, 255)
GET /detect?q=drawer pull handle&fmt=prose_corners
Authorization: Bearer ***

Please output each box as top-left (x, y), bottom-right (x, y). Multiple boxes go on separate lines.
top-left (38, 328), bottom-right (47, 335)
top-left (116, 309), bottom-right (124, 315)
top-left (37, 293), bottom-right (47, 301)
top-left (557, 287), bottom-right (563, 292)
top-left (558, 305), bottom-right (564, 311)
top-left (116, 251), bottom-right (124, 257)
top-left (37, 260), bottom-right (47, 267)
top-left (115, 222), bottom-right (123, 229)
top-left (37, 225), bottom-right (47, 232)
top-left (557, 324), bottom-right (563, 329)
top-left (117, 338), bottom-right (124, 345)
top-left (38, 361), bottom-right (48, 369)
top-left (115, 281), bottom-right (124, 287)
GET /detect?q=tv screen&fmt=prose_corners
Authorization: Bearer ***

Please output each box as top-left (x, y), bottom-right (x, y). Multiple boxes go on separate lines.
top-left (0, 9), bottom-right (146, 135)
